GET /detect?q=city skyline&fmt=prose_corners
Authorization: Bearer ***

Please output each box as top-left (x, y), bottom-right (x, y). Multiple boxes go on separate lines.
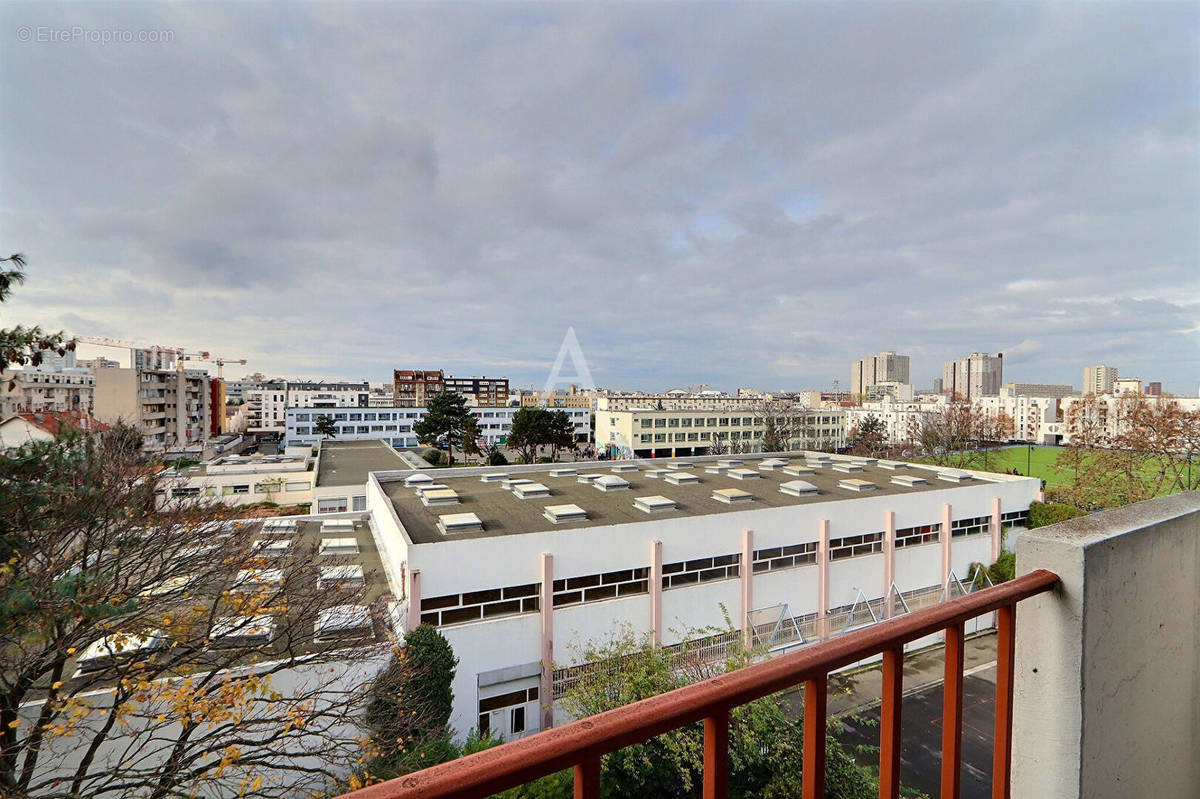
top-left (2, 2), bottom-right (1197, 392)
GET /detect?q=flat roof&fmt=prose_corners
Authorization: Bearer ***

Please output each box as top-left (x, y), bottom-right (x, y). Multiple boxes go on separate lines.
top-left (317, 440), bottom-right (409, 488)
top-left (382, 454), bottom-right (980, 544)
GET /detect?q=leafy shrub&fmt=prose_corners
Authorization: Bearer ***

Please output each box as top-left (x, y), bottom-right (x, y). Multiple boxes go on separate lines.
top-left (487, 449), bottom-right (509, 466)
top-left (1028, 500), bottom-right (1086, 529)
top-left (422, 447), bottom-right (444, 466)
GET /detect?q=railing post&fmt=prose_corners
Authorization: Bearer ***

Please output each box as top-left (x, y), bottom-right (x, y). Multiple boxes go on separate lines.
top-left (879, 646), bottom-right (904, 799)
top-left (941, 621), bottom-right (965, 799)
top-left (703, 708), bottom-right (730, 799)
top-left (802, 676), bottom-right (827, 799)
top-left (992, 604), bottom-right (1015, 799)
top-left (574, 756), bottom-right (600, 799)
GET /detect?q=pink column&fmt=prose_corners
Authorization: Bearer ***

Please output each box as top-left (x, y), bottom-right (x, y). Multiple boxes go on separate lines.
top-left (817, 519), bottom-right (830, 637)
top-left (990, 497), bottom-right (1003, 563)
top-left (740, 528), bottom-right (754, 649)
top-left (407, 569), bottom-right (421, 630)
top-left (883, 511), bottom-right (896, 619)
top-left (941, 503), bottom-right (953, 590)
top-left (650, 540), bottom-right (663, 647)
top-left (539, 553), bottom-right (554, 731)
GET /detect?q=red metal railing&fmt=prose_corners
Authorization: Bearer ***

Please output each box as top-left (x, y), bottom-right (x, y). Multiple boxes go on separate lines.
top-left (339, 569), bottom-right (1059, 799)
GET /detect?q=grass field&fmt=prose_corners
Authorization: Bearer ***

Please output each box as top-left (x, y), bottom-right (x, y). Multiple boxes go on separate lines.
top-left (926, 445), bottom-right (1194, 496)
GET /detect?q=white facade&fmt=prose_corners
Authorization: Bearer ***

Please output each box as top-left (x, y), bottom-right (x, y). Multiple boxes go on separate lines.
top-left (246, 381), bottom-right (369, 436)
top-left (156, 447), bottom-right (316, 508)
top-left (285, 406), bottom-right (591, 449)
top-left (597, 407), bottom-right (845, 458)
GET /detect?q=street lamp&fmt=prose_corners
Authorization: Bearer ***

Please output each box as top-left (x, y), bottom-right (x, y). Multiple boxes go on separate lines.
top-left (1027, 443), bottom-right (1032, 477)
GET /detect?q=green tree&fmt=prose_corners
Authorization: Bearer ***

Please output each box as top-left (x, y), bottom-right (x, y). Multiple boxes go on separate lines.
top-left (507, 407), bottom-right (551, 464)
top-left (314, 414), bottom-right (338, 439)
top-left (849, 414), bottom-right (888, 458)
top-left (412, 393), bottom-right (480, 466)
top-left (0, 253), bottom-right (73, 376)
top-left (553, 626), bottom-right (880, 799)
top-left (545, 411), bottom-right (576, 462)
top-left (363, 625), bottom-right (459, 780)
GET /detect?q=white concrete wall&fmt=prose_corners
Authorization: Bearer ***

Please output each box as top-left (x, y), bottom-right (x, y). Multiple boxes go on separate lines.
top-left (1013, 492), bottom-right (1200, 799)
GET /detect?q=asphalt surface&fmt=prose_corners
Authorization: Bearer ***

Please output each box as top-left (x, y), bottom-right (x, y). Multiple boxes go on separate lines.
top-left (835, 665), bottom-right (999, 799)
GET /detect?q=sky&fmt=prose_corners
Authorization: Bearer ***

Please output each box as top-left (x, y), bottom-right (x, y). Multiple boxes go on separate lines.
top-left (1, 2), bottom-right (1197, 394)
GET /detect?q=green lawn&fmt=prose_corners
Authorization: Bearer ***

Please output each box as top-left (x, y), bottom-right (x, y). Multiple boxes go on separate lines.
top-left (923, 446), bottom-right (1194, 495)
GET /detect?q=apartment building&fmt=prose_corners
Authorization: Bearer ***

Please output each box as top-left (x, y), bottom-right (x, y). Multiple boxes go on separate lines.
top-left (245, 380), bottom-right (369, 437)
top-left (942, 352), bottom-right (1003, 399)
top-left (1059, 392), bottom-right (1200, 449)
top-left (520, 390), bottom-right (593, 409)
top-left (596, 394), bottom-right (820, 413)
top-left (0, 368), bottom-right (95, 416)
top-left (1002, 382), bottom-right (1076, 398)
top-left (1083, 364), bottom-right (1119, 395)
top-left (975, 394), bottom-right (1063, 444)
top-left (445, 376), bottom-right (510, 407)
top-left (850, 351), bottom-right (911, 399)
top-left (284, 405), bottom-right (591, 450)
top-left (393, 369), bottom-right (445, 407)
top-left (596, 407), bottom-right (845, 458)
top-left (1113, 377), bottom-right (1143, 395)
top-left (93, 367), bottom-right (213, 452)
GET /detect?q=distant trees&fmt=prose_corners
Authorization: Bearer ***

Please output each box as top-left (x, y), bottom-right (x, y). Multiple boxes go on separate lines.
top-left (910, 401), bottom-right (1013, 470)
top-left (314, 414), bottom-right (338, 439)
top-left (413, 393), bottom-right (480, 466)
top-left (507, 407), bottom-right (577, 463)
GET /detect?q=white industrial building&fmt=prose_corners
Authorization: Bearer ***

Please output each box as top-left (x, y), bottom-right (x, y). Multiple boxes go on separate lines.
top-left (360, 452), bottom-right (1038, 739)
top-left (284, 405), bottom-right (590, 450)
top-left (246, 381), bottom-right (370, 437)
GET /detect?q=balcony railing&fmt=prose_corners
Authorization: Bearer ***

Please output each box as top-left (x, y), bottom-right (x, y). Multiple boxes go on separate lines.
top-left (337, 569), bottom-right (1059, 799)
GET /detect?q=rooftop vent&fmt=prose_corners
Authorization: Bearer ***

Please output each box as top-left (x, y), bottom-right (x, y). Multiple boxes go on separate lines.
top-left (252, 539), bottom-right (291, 558)
top-left (717, 459), bottom-right (743, 468)
top-left (666, 462), bottom-right (693, 470)
top-left (705, 464), bottom-right (730, 475)
top-left (212, 615), bottom-right (275, 647)
top-left (594, 475), bottom-right (630, 492)
top-left (712, 487), bottom-right (754, 504)
top-left (421, 488), bottom-right (460, 507)
top-left (891, 474), bottom-right (927, 487)
top-left (512, 482), bottom-right (551, 499)
top-left (261, 519), bottom-right (298, 534)
top-left (318, 564), bottom-right (365, 589)
top-left (644, 469), bottom-right (669, 479)
top-left (758, 458), bottom-right (789, 470)
top-left (576, 473), bottom-right (603, 484)
top-left (780, 480), bottom-right (819, 497)
top-left (852, 457), bottom-right (878, 467)
top-left (321, 518), bottom-right (355, 533)
top-left (782, 465), bottom-right (814, 477)
top-left (665, 472), bottom-right (700, 486)
top-left (611, 464), bottom-right (639, 473)
top-left (938, 470), bottom-right (974, 483)
top-left (634, 495), bottom-right (677, 514)
top-left (728, 468), bottom-right (760, 481)
top-left (234, 568), bottom-right (283, 592)
top-left (804, 460), bottom-right (827, 469)
top-left (314, 604), bottom-right (372, 643)
top-left (319, 537), bottom-right (360, 556)
top-left (832, 463), bottom-right (864, 473)
top-left (549, 468), bottom-right (577, 477)
top-left (438, 512), bottom-right (483, 535)
top-left (480, 472), bottom-right (509, 483)
top-left (138, 575), bottom-right (194, 598)
top-left (543, 504), bottom-right (588, 524)
top-left (838, 478), bottom-right (877, 492)
top-left (77, 631), bottom-right (165, 673)
top-left (405, 473), bottom-right (434, 487)
top-left (877, 460), bottom-right (906, 470)
top-left (415, 483), bottom-right (449, 495)
top-left (501, 478), bottom-right (536, 491)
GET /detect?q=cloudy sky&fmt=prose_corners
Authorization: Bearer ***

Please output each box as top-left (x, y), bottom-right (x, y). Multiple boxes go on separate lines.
top-left (1, 2), bottom-right (1197, 393)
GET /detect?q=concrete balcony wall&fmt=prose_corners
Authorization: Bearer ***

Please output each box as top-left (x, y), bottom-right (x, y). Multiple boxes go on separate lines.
top-left (1013, 492), bottom-right (1200, 799)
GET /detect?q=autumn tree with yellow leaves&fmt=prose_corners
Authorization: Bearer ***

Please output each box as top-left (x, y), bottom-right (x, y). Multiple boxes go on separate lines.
top-left (0, 424), bottom-right (387, 798)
